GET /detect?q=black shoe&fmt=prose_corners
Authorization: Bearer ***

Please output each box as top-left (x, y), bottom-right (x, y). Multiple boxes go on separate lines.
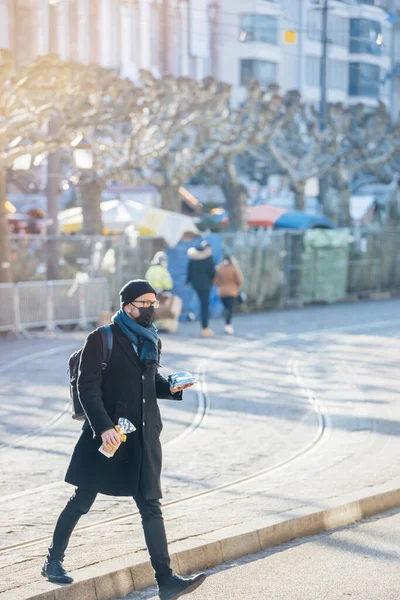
top-left (41, 558), bottom-right (74, 584)
top-left (158, 573), bottom-right (207, 600)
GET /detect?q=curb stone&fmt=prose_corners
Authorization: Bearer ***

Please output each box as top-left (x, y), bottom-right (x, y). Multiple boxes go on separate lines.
top-left (7, 484), bottom-right (400, 600)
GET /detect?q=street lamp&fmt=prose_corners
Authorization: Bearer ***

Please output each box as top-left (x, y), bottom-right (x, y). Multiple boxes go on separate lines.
top-left (72, 139), bottom-right (94, 170)
top-left (12, 154), bottom-right (32, 171)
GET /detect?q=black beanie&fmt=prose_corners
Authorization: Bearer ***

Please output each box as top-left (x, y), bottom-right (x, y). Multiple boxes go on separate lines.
top-left (119, 279), bottom-right (157, 308)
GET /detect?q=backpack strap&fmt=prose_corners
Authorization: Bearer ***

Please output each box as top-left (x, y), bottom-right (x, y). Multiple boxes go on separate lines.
top-left (99, 324), bottom-right (113, 370)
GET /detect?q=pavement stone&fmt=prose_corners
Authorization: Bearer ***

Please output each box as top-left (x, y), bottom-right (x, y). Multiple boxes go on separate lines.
top-left (1, 299), bottom-right (400, 598)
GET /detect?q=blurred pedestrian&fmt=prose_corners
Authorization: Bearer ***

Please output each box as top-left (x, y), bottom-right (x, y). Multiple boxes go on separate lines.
top-left (186, 240), bottom-right (216, 337)
top-left (214, 255), bottom-right (243, 335)
top-left (145, 252), bottom-right (173, 293)
top-left (146, 252), bottom-right (182, 333)
top-left (42, 279), bottom-right (206, 599)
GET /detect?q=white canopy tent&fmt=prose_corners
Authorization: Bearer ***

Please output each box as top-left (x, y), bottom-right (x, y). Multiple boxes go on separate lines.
top-left (58, 199), bottom-right (199, 247)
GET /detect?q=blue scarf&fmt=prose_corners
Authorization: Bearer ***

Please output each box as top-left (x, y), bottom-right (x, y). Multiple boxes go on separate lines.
top-left (112, 309), bottom-right (159, 369)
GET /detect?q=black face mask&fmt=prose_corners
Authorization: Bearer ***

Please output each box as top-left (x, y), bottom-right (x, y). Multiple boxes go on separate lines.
top-left (136, 306), bottom-right (155, 328)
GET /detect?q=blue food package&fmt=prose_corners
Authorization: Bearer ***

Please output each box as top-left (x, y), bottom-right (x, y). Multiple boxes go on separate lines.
top-left (168, 371), bottom-right (196, 388)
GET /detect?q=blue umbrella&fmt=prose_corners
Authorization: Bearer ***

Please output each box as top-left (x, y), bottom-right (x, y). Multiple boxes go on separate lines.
top-left (274, 210), bottom-right (334, 230)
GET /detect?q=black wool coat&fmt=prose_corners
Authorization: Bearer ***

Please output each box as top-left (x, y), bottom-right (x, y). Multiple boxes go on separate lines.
top-left (186, 254), bottom-right (216, 292)
top-left (65, 323), bottom-right (182, 499)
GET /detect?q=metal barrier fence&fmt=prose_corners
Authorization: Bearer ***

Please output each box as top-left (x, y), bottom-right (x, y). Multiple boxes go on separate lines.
top-left (5, 228), bottom-right (400, 322)
top-left (9, 233), bottom-right (165, 311)
top-left (0, 278), bottom-right (110, 333)
top-left (222, 227), bottom-right (400, 310)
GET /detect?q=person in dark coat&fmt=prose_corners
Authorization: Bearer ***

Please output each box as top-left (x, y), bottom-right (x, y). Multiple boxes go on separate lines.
top-left (42, 280), bottom-right (207, 600)
top-left (186, 240), bottom-right (216, 337)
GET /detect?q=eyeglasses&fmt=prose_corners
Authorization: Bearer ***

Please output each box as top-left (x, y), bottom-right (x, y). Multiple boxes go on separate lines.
top-left (131, 300), bottom-right (160, 309)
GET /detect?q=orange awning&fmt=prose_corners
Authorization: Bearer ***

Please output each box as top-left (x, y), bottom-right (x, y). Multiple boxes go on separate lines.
top-left (247, 205), bottom-right (288, 227)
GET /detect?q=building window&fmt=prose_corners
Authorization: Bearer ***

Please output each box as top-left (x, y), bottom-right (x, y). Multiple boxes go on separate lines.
top-left (350, 19), bottom-right (382, 56)
top-left (349, 62), bottom-right (381, 97)
top-left (306, 55), bottom-right (320, 86)
top-left (240, 59), bottom-right (277, 86)
top-left (380, 69), bottom-right (391, 96)
top-left (151, 2), bottom-right (160, 71)
top-left (306, 56), bottom-right (348, 91)
top-left (308, 12), bottom-right (349, 47)
top-left (329, 15), bottom-right (348, 48)
top-left (328, 60), bottom-right (348, 91)
top-left (307, 9), bottom-right (321, 42)
top-left (239, 14), bottom-right (278, 45)
top-left (49, 3), bottom-right (59, 54)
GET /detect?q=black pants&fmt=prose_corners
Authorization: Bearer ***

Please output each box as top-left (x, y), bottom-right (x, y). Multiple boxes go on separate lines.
top-left (48, 488), bottom-right (172, 583)
top-left (194, 288), bottom-right (211, 329)
top-left (221, 297), bottom-right (235, 325)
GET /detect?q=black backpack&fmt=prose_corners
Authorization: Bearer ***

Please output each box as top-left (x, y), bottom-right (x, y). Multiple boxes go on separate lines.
top-left (68, 325), bottom-right (113, 421)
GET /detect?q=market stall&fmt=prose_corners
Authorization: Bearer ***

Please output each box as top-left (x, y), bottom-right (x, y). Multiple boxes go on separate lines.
top-left (58, 199), bottom-right (199, 247)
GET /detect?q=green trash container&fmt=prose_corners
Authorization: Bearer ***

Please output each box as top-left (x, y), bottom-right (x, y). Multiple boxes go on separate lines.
top-left (299, 229), bottom-right (350, 303)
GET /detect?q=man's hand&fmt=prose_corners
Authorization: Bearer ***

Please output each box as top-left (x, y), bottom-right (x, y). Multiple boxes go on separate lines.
top-left (101, 428), bottom-right (121, 450)
top-left (170, 382), bottom-right (195, 395)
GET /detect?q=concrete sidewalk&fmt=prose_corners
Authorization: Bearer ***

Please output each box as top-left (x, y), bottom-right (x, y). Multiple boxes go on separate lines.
top-left (126, 508), bottom-right (400, 600)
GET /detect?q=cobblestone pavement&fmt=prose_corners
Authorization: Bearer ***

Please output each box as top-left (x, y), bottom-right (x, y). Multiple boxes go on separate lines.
top-left (1, 299), bottom-right (400, 597)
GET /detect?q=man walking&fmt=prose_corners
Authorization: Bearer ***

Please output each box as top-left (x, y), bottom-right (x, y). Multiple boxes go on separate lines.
top-left (186, 240), bottom-right (216, 337)
top-left (42, 280), bottom-right (207, 600)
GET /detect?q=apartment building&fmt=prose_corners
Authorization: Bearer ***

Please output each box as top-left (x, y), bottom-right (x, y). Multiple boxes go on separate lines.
top-left (216, 0), bottom-right (399, 110)
top-left (0, 0), bottom-right (209, 80)
top-left (0, 0), bottom-right (399, 112)
top-left (282, 0), bottom-right (397, 109)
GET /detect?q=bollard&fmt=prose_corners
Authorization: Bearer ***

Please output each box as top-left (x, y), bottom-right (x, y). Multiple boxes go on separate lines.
top-left (79, 281), bottom-right (88, 330)
top-left (12, 285), bottom-right (21, 334)
top-left (46, 281), bottom-right (55, 333)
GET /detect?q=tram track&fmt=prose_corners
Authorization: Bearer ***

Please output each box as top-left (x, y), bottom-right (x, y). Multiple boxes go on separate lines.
top-left (0, 333), bottom-right (299, 503)
top-left (0, 353), bottom-right (327, 556)
top-left (1, 317), bottom-right (397, 469)
top-left (0, 345), bottom-right (77, 453)
top-left (0, 352), bottom-right (210, 504)
top-left (2, 317), bottom-right (399, 556)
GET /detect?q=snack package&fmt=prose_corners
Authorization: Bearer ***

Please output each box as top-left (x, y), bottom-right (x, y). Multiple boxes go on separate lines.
top-left (168, 371), bottom-right (196, 390)
top-left (98, 417), bottom-right (136, 458)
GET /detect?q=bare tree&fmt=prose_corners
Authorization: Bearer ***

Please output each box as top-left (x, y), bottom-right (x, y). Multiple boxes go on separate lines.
top-left (126, 72), bottom-right (233, 211)
top-left (241, 96), bottom-right (400, 222)
top-left (206, 88), bottom-right (342, 228)
top-left (0, 51), bottom-right (122, 282)
top-left (65, 72), bottom-right (232, 234)
top-left (69, 68), bottom-right (142, 235)
top-left (326, 102), bottom-right (400, 225)
top-left (63, 76), bottom-right (285, 234)
top-left (257, 91), bottom-right (346, 212)
top-left (208, 83), bottom-right (286, 230)
top-left (193, 82), bottom-right (285, 230)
